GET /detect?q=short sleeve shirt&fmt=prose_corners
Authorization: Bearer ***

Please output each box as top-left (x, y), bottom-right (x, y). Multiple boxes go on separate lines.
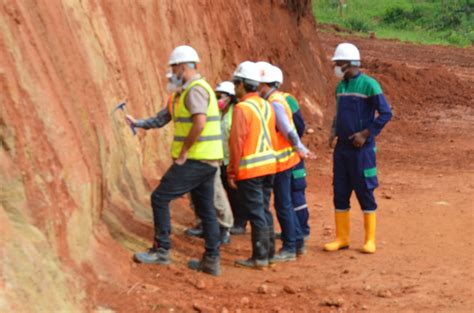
top-left (183, 75), bottom-right (209, 115)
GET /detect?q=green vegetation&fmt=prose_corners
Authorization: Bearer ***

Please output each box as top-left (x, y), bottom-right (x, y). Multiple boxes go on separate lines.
top-left (312, 0), bottom-right (473, 47)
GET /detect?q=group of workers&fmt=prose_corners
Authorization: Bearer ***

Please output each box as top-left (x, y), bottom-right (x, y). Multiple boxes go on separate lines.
top-left (126, 42), bottom-right (392, 276)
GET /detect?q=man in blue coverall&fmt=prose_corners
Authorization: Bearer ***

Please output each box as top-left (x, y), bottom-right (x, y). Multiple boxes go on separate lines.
top-left (324, 43), bottom-right (392, 254)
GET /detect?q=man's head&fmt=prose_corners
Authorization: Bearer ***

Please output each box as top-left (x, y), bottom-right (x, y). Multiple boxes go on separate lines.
top-left (256, 61), bottom-right (283, 96)
top-left (332, 43), bottom-right (361, 79)
top-left (168, 45), bottom-right (200, 87)
top-left (232, 61), bottom-right (260, 99)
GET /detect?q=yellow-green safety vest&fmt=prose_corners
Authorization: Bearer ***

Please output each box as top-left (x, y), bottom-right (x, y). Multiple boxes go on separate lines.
top-left (170, 79), bottom-right (223, 160)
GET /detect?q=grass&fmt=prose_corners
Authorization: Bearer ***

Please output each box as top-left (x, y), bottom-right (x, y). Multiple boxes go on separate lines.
top-left (312, 0), bottom-right (474, 47)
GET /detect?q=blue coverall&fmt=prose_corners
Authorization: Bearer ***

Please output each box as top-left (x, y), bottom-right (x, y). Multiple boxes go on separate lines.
top-left (333, 72), bottom-right (392, 212)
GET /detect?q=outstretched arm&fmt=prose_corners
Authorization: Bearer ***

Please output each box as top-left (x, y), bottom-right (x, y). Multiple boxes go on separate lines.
top-left (126, 108), bottom-right (172, 129)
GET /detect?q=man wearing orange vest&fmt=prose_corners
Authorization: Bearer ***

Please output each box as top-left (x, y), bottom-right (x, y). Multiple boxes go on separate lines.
top-left (257, 62), bottom-right (311, 263)
top-left (227, 61), bottom-right (278, 269)
top-left (125, 45), bottom-right (223, 276)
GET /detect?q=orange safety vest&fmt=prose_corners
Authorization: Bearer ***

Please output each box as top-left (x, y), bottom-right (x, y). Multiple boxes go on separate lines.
top-left (234, 95), bottom-right (277, 181)
top-left (268, 91), bottom-right (301, 172)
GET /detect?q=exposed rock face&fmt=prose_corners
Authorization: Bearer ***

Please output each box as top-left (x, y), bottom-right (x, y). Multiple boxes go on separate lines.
top-left (0, 1), bottom-right (331, 310)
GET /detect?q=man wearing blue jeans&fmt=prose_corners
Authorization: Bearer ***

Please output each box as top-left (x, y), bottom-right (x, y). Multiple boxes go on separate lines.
top-left (257, 62), bottom-right (311, 262)
top-left (126, 46), bottom-right (223, 276)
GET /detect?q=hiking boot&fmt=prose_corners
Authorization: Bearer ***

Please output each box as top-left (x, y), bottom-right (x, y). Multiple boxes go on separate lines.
top-left (133, 247), bottom-right (170, 265)
top-left (185, 224), bottom-right (203, 238)
top-left (296, 246), bottom-right (306, 256)
top-left (221, 227), bottom-right (231, 245)
top-left (269, 249), bottom-right (296, 263)
top-left (188, 255), bottom-right (220, 276)
top-left (276, 232), bottom-right (310, 241)
top-left (234, 258), bottom-right (268, 270)
top-left (230, 226), bottom-right (246, 235)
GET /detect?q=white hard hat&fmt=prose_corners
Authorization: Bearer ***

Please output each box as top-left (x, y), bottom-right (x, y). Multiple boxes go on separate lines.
top-left (257, 62), bottom-right (283, 84)
top-left (233, 61), bottom-right (260, 85)
top-left (332, 43), bottom-right (360, 61)
top-left (168, 45), bottom-right (200, 65)
top-left (272, 66), bottom-right (284, 84)
top-left (257, 61), bottom-right (283, 84)
top-left (215, 81), bottom-right (235, 96)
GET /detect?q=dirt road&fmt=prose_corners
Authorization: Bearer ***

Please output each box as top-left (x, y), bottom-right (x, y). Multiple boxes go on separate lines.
top-left (93, 32), bottom-right (474, 313)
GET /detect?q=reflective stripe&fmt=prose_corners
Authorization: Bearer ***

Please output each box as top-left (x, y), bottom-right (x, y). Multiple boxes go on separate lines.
top-left (174, 134), bottom-right (223, 142)
top-left (175, 116), bottom-right (220, 123)
top-left (240, 151), bottom-right (276, 167)
top-left (275, 148), bottom-right (294, 161)
top-left (292, 168), bottom-right (306, 179)
top-left (337, 92), bottom-right (368, 99)
top-left (364, 167), bottom-right (377, 178)
top-left (294, 204), bottom-right (308, 211)
top-left (171, 78), bottom-right (223, 160)
top-left (240, 157), bottom-right (276, 170)
top-left (242, 100), bottom-right (272, 151)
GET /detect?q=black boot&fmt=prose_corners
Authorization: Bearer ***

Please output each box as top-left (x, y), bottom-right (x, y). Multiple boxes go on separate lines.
top-left (235, 227), bottom-right (269, 269)
top-left (268, 227), bottom-right (276, 260)
top-left (185, 223), bottom-right (203, 238)
top-left (220, 227), bottom-right (231, 245)
top-left (188, 255), bottom-right (220, 276)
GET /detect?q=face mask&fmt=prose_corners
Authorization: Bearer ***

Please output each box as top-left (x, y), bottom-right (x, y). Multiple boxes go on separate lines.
top-left (334, 66), bottom-right (345, 78)
top-left (166, 82), bottom-right (180, 93)
top-left (218, 96), bottom-right (229, 110)
top-left (170, 73), bottom-right (183, 87)
top-left (167, 65), bottom-right (184, 87)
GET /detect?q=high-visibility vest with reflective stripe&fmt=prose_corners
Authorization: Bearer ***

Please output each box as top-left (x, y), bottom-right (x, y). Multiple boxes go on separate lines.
top-left (235, 95), bottom-right (277, 181)
top-left (268, 91), bottom-right (301, 172)
top-left (168, 79), bottom-right (223, 160)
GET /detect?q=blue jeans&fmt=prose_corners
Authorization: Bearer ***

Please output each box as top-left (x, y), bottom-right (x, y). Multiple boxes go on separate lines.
top-left (274, 168), bottom-right (304, 252)
top-left (291, 160), bottom-right (310, 236)
top-left (236, 175), bottom-right (274, 231)
top-left (151, 160), bottom-right (220, 257)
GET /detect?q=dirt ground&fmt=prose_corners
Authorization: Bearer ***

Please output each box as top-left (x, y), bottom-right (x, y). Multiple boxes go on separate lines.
top-left (92, 32), bottom-right (474, 312)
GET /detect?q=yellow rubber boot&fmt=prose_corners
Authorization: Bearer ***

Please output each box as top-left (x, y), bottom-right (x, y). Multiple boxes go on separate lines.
top-left (362, 213), bottom-right (376, 253)
top-left (324, 211), bottom-right (350, 251)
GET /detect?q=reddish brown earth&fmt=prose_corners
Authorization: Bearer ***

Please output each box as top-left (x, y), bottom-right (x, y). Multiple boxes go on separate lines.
top-left (0, 1), bottom-right (327, 312)
top-left (1, 1), bottom-right (473, 312)
top-left (91, 34), bottom-right (474, 312)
